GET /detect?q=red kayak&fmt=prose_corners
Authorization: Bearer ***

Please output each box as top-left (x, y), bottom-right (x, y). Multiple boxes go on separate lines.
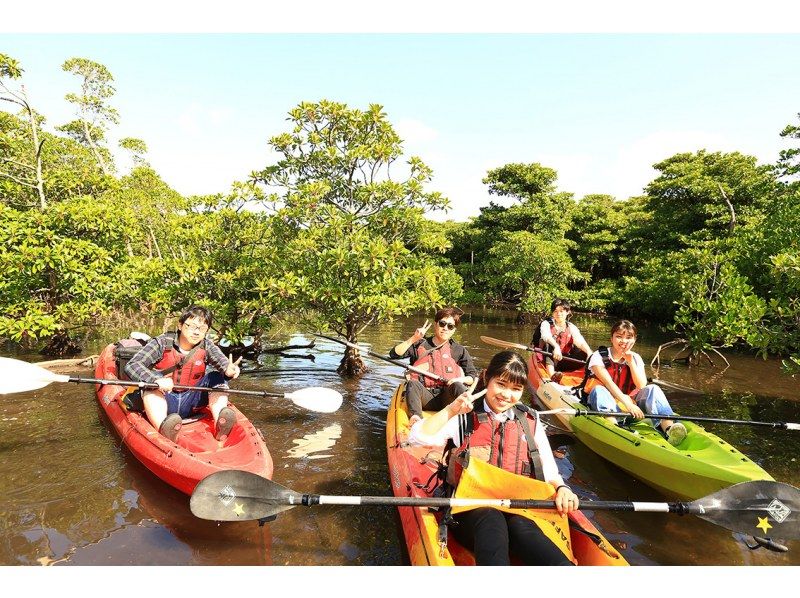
top-left (95, 343), bottom-right (273, 495)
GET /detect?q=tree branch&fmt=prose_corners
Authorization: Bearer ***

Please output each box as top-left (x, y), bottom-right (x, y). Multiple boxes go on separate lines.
top-left (717, 183), bottom-right (736, 234)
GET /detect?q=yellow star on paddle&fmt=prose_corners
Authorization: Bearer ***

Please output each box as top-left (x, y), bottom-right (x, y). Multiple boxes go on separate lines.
top-left (756, 517), bottom-right (772, 534)
top-left (233, 502), bottom-right (245, 517)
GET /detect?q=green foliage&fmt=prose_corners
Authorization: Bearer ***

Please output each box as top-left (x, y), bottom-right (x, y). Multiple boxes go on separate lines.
top-left (566, 194), bottom-right (628, 284)
top-left (61, 57), bottom-right (119, 175)
top-left (252, 100), bottom-right (458, 366)
top-left (1, 110), bottom-right (113, 207)
top-left (642, 150), bottom-right (778, 251)
top-left (0, 203), bottom-right (116, 344)
top-left (0, 53), bottom-right (23, 79)
top-left (482, 231), bottom-right (583, 314)
top-left (119, 137), bottom-right (149, 166)
top-left (671, 248), bottom-right (768, 356)
top-left (447, 162), bottom-right (580, 311)
top-left (777, 113), bottom-right (800, 181)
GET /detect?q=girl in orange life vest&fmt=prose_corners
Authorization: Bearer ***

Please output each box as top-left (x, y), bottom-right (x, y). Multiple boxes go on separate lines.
top-left (587, 320), bottom-right (687, 446)
top-left (124, 305), bottom-right (242, 442)
top-left (389, 307), bottom-right (478, 425)
top-left (408, 351), bottom-right (579, 566)
top-left (533, 298), bottom-right (592, 383)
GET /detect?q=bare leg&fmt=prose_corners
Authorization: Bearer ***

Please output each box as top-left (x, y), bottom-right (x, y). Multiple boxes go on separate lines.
top-left (142, 390), bottom-right (168, 430)
top-left (208, 391), bottom-right (229, 425)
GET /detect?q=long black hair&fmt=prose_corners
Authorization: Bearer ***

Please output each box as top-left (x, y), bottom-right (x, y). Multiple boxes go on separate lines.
top-left (474, 351), bottom-right (529, 395)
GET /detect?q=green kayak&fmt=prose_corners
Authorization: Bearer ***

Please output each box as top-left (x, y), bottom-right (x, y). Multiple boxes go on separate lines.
top-left (528, 358), bottom-right (774, 500)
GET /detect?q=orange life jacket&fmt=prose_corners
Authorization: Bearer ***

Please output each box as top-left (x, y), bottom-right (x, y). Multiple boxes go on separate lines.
top-left (153, 342), bottom-right (208, 387)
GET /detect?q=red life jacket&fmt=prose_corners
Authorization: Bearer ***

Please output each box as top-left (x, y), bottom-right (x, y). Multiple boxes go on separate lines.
top-left (446, 404), bottom-right (544, 487)
top-left (409, 341), bottom-right (464, 389)
top-left (154, 341), bottom-right (208, 387)
top-left (534, 317), bottom-right (574, 363)
top-left (592, 346), bottom-right (637, 396)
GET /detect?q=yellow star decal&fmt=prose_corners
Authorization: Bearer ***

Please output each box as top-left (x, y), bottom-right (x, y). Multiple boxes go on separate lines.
top-left (233, 502), bottom-right (245, 517)
top-left (756, 517), bottom-right (772, 534)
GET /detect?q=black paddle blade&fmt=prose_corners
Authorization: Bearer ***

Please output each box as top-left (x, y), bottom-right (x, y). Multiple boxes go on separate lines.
top-left (190, 470), bottom-right (301, 522)
top-left (692, 480), bottom-right (800, 540)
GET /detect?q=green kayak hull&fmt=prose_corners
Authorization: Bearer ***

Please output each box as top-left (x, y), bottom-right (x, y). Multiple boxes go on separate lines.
top-left (531, 367), bottom-right (773, 501)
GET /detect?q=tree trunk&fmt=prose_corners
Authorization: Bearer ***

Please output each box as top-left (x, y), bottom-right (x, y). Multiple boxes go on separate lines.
top-left (26, 103), bottom-right (47, 210)
top-left (82, 119), bottom-right (111, 176)
top-left (40, 330), bottom-right (82, 357)
top-left (336, 319), bottom-right (367, 376)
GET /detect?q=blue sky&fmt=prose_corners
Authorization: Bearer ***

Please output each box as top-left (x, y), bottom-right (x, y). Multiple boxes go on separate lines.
top-left (3, 6), bottom-right (800, 222)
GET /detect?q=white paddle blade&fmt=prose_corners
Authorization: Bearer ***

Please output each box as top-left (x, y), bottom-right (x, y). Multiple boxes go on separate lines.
top-left (285, 387), bottom-right (344, 413)
top-left (0, 357), bottom-right (71, 394)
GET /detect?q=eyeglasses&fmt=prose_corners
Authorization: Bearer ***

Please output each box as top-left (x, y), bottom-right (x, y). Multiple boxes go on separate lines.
top-left (184, 323), bottom-right (208, 333)
top-left (437, 320), bottom-right (456, 330)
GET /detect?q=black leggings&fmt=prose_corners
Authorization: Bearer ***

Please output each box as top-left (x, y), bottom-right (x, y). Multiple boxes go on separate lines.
top-left (405, 380), bottom-right (467, 417)
top-left (451, 508), bottom-right (574, 566)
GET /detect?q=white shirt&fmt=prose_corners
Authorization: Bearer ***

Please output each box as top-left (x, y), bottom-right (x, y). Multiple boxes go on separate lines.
top-left (588, 349), bottom-right (644, 371)
top-left (407, 400), bottom-right (564, 484)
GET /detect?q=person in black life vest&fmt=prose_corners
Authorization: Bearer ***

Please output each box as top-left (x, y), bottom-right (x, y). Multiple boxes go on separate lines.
top-left (407, 351), bottom-right (579, 566)
top-left (124, 305), bottom-right (242, 442)
top-left (586, 319), bottom-right (687, 446)
top-left (389, 307), bottom-right (478, 425)
top-left (532, 298), bottom-right (592, 383)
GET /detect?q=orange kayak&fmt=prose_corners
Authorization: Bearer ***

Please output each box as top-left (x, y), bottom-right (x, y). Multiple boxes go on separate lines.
top-left (385, 382), bottom-right (627, 565)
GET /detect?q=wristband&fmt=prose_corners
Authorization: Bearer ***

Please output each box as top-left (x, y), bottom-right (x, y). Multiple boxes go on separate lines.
top-left (555, 484), bottom-right (569, 493)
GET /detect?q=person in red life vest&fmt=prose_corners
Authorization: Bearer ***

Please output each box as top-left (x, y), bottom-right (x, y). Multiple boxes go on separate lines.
top-left (124, 305), bottom-right (242, 442)
top-left (532, 298), bottom-right (591, 383)
top-left (389, 307), bottom-right (478, 425)
top-left (586, 319), bottom-right (687, 446)
top-left (407, 351), bottom-right (579, 566)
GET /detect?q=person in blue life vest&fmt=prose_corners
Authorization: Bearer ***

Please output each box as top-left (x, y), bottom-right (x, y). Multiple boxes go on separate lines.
top-left (390, 307), bottom-right (478, 425)
top-left (586, 319), bottom-right (687, 446)
top-left (532, 298), bottom-right (592, 383)
top-left (407, 351), bottom-right (579, 566)
top-left (124, 305), bottom-right (242, 442)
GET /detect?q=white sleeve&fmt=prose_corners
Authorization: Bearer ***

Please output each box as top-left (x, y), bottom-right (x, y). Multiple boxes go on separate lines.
top-left (532, 417), bottom-right (563, 485)
top-left (587, 350), bottom-right (604, 369)
top-left (539, 320), bottom-right (555, 347)
top-left (407, 415), bottom-right (459, 447)
top-left (568, 323), bottom-right (588, 349)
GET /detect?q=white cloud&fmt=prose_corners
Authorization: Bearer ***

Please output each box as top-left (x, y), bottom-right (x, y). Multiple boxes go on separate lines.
top-left (176, 102), bottom-right (233, 138)
top-left (395, 118), bottom-right (439, 146)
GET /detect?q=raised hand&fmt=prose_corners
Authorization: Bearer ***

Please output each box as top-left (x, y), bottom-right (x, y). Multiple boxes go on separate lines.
top-left (225, 353), bottom-right (243, 379)
top-left (411, 319), bottom-right (431, 343)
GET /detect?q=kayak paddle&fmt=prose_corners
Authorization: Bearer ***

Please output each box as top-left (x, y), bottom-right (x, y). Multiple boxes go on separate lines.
top-left (313, 333), bottom-right (445, 383)
top-left (189, 469), bottom-right (800, 541)
top-left (0, 357), bottom-right (343, 413)
top-left (536, 406), bottom-right (800, 431)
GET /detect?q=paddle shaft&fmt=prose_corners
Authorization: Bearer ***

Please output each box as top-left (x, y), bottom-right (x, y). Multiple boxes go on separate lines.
top-left (66, 376), bottom-right (288, 399)
top-left (314, 333), bottom-right (445, 382)
top-left (562, 408), bottom-right (800, 431)
top-left (275, 493), bottom-right (703, 515)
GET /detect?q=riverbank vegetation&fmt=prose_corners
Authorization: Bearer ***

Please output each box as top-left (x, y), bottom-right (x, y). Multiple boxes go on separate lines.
top-left (1, 53), bottom-right (798, 372)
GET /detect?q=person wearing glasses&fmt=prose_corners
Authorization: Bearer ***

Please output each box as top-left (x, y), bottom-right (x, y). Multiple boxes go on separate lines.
top-left (390, 307), bottom-right (478, 424)
top-left (124, 305), bottom-right (242, 442)
top-left (531, 298), bottom-right (591, 382)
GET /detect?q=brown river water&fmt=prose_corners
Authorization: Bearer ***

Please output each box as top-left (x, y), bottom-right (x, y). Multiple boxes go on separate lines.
top-left (1, 309), bottom-right (798, 566)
